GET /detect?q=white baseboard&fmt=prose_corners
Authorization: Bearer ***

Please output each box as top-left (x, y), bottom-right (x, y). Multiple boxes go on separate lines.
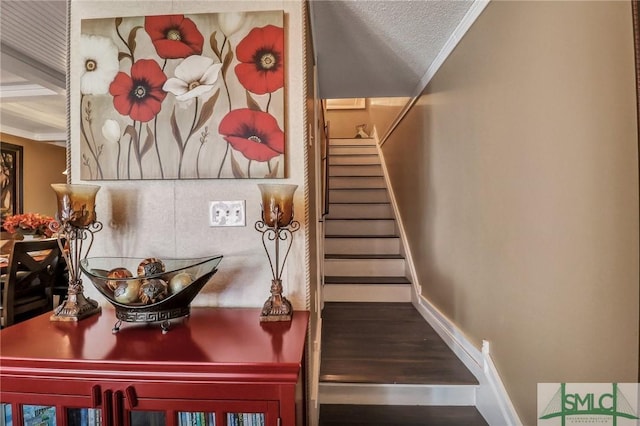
top-left (413, 297), bottom-right (521, 425)
top-left (476, 341), bottom-right (523, 426)
top-left (374, 130), bottom-right (522, 426)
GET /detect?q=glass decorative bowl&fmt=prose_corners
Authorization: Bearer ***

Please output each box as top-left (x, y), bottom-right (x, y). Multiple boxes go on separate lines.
top-left (80, 255), bottom-right (222, 333)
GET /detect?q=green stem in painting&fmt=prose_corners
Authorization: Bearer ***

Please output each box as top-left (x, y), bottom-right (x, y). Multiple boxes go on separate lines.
top-left (115, 138), bottom-right (121, 180)
top-left (137, 121), bottom-right (144, 179)
top-left (222, 37), bottom-right (232, 112)
top-left (153, 116), bottom-right (164, 179)
top-left (127, 122), bottom-right (135, 180)
top-left (196, 129), bottom-right (208, 179)
top-left (217, 142), bottom-right (229, 178)
top-left (178, 98), bottom-right (200, 179)
top-left (79, 94), bottom-right (104, 179)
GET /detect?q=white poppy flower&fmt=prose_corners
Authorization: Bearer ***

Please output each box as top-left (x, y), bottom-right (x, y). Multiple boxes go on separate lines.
top-left (102, 119), bottom-right (121, 143)
top-left (218, 12), bottom-right (246, 37)
top-left (80, 34), bottom-right (120, 95)
top-left (163, 55), bottom-right (223, 102)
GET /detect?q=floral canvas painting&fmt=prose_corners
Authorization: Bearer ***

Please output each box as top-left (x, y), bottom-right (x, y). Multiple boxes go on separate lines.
top-left (80, 11), bottom-right (285, 180)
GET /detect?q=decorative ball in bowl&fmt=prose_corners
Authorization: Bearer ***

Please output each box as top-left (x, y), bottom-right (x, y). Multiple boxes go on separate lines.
top-left (80, 255), bottom-right (222, 333)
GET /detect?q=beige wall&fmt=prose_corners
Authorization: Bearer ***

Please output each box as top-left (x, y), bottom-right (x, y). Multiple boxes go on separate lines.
top-left (1, 133), bottom-right (67, 217)
top-left (380, 2), bottom-right (639, 424)
top-left (325, 97), bottom-right (409, 141)
top-left (368, 97), bottom-right (409, 140)
top-left (71, 1), bottom-right (313, 310)
top-left (325, 100), bottom-right (371, 138)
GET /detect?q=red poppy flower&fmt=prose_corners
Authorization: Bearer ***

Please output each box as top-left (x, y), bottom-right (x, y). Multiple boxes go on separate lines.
top-left (218, 108), bottom-right (284, 162)
top-left (145, 15), bottom-right (204, 59)
top-left (109, 59), bottom-right (167, 122)
top-left (235, 25), bottom-right (284, 95)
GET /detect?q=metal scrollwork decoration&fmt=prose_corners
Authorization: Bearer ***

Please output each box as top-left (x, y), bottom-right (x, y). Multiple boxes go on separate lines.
top-left (50, 184), bottom-right (103, 322)
top-left (256, 184), bottom-right (299, 322)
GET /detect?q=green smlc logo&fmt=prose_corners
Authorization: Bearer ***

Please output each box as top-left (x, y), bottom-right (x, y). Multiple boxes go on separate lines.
top-left (540, 383), bottom-right (639, 425)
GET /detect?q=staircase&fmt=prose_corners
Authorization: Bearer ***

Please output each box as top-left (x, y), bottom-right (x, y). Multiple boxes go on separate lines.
top-left (318, 138), bottom-right (487, 425)
top-left (323, 137), bottom-right (412, 304)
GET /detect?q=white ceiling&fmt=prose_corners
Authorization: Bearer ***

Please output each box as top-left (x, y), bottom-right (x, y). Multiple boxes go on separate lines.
top-left (0, 0), bottom-right (480, 143)
top-left (310, 0), bottom-right (475, 99)
top-left (0, 0), bottom-right (67, 142)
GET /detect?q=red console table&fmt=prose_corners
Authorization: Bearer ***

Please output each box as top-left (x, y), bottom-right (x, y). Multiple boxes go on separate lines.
top-left (0, 307), bottom-right (309, 426)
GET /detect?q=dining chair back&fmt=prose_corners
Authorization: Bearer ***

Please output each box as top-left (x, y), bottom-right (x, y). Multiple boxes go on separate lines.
top-left (1, 238), bottom-right (62, 327)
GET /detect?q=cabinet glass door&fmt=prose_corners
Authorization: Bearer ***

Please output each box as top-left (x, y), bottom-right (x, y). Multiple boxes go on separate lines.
top-left (177, 412), bottom-right (212, 425)
top-left (1, 403), bottom-right (12, 426)
top-left (175, 411), bottom-right (266, 426)
top-left (130, 411), bottom-right (165, 425)
top-left (22, 405), bottom-right (56, 425)
top-left (66, 408), bottom-right (102, 425)
top-left (226, 413), bottom-right (265, 426)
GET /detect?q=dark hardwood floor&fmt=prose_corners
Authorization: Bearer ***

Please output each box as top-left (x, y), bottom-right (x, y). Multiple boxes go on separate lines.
top-left (319, 404), bottom-right (488, 426)
top-left (320, 302), bottom-right (478, 385)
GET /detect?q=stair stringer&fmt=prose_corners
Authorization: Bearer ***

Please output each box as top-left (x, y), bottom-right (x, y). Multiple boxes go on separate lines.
top-left (372, 127), bottom-right (523, 426)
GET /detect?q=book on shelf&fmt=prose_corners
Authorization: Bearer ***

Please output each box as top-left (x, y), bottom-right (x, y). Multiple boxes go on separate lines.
top-left (22, 405), bottom-right (56, 426)
top-left (0, 403), bottom-right (11, 426)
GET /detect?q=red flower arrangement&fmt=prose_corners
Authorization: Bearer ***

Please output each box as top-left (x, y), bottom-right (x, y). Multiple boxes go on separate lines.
top-left (109, 59), bottom-right (168, 122)
top-left (218, 108), bottom-right (284, 162)
top-left (2, 213), bottom-right (56, 237)
top-left (235, 25), bottom-right (284, 95)
top-left (145, 15), bottom-right (204, 59)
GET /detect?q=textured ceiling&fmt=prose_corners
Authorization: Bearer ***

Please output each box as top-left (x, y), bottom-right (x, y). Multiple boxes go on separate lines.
top-left (0, 0), bottom-right (67, 141)
top-left (0, 0), bottom-right (479, 141)
top-left (1, 1), bottom-right (67, 74)
top-left (311, 0), bottom-right (474, 99)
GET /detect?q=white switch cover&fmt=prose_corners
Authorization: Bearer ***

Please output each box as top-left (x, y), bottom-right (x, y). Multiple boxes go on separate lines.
top-left (209, 200), bottom-right (246, 227)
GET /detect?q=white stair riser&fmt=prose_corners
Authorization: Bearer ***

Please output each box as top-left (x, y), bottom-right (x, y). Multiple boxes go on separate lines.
top-left (325, 219), bottom-right (396, 235)
top-left (328, 204), bottom-right (393, 219)
top-left (330, 138), bottom-right (376, 146)
top-left (330, 189), bottom-right (389, 203)
top-left (323, 284), bottom-right (412, 302)
top-left (324, 258), bottom-right (406, 277)
top-left (329, 155), bottom-right (380, 165)
top-left (325, 237), bottom-right (400, 255)
top-left (329, 165), bottom-right (383, 177)
top-left (318, 383), bottom-right (477, 406)
top-left (330, 146), bottom-right (378, 155)
top-left (330, 176), bottom-right (385, 189)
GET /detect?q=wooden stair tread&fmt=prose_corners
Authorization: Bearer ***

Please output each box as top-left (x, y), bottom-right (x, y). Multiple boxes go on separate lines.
top-left (319, 404), bottom-right (488, 426)
top-left (329, 152), bottom-right (378, 157)
top-left (330, 188), bottom-right (386, 191)
top-left (324, 234), bottom-right (399, 239)
top-left (329, 201), bottom-right (390, 205)
top-left (325, 217), bottom-right (395, 221)
top-left (329, 173), bottom-right (384, 179)
top-left (330, 175), bottom-right (383, 178)
top-left (325, 254), bottom-right (404, 260)
top-left (324, 276), bottom-right (411, 285)
top-left (320, 302), bottom-right (478, 386)
top-left (325, 216), bottom-right (394, 220)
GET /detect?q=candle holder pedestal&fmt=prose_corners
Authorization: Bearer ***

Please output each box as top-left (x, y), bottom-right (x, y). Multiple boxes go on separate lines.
top-left (49, 184), bottom-right (103, 322)
top-left (256, 184), bottom-right (299, 322)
